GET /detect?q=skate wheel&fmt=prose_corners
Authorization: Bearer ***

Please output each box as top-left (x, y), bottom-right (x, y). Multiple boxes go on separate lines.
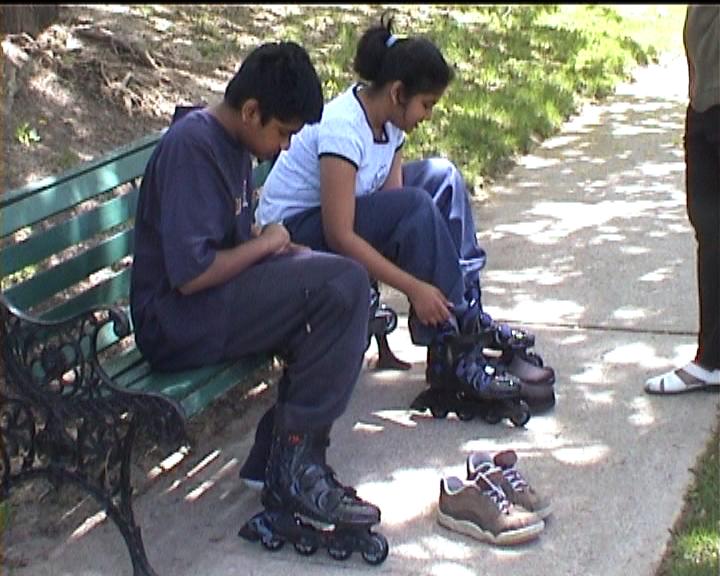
top-left (328, 545), bottom-right (352, 561)
top-left (260, 534), bottom-right (284, 551)
top-left (455, 409), bottom-right (475, 421)
top-left (362, 533), bottom-right (389, 565)
top-left (383, 308), bottom-right (398, 333)
top-left (429, 405), bottom-right (449, 419)
top-left (294, 541), bottom-right (318, 556)
top-left (510, 401), bottom-right (531, 427)
top-left (483, 411), bottom-right (502, 425)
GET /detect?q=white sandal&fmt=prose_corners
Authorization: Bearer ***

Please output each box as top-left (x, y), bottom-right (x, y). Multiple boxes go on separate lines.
top-left (644, 362), bottom-right (720, 395)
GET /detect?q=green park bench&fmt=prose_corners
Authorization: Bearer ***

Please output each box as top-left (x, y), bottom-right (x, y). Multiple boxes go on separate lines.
top-left (0, 129), bottom-right (402, 575)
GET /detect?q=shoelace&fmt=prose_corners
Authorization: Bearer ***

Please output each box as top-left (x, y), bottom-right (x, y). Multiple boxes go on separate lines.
top-left (503, 468), bottom-right (529, 493)
top-left (479, 474), bottom-right (511, 514)
top-left (473, 463), bottom-right (512, 513)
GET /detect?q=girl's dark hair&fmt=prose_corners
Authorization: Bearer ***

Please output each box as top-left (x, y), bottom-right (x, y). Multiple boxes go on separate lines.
top-left (225, 41), bottom-right (323, 125)
top-left (353, 14), bottom-right (454, 98)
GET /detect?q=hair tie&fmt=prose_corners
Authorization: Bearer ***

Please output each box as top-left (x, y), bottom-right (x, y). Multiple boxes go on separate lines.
top-left (385, 34), bottom-right (398, 48)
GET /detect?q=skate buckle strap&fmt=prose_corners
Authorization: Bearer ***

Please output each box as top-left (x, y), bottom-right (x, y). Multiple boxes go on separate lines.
top-left (455, 348), bottom-right (494, 391)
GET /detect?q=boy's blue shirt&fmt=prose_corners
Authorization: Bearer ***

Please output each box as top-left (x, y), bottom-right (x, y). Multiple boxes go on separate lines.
top-left (129, 105), bottom-right (254, 367)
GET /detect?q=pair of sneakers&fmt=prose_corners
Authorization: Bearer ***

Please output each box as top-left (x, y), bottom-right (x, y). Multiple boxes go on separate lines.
top-left (437, 450), bottom-right (551, 546)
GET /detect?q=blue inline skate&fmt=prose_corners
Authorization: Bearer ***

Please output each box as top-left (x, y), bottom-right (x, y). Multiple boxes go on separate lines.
top-left (239, 425), bottom-right (388, 565)
top-left (461, 287), bottom-right (556, 413)
top-left (411, 322), bottom-right (531, 427)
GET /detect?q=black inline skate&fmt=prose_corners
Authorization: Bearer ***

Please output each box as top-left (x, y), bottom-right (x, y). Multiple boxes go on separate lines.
top-left (239, 425), bottom-right (389, 565)
top-left (411, 324), bottom-right (531, 427)
top-left (461, 287), bottom-right (556, 413)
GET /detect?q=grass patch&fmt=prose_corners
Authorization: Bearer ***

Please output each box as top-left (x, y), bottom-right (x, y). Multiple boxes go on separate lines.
top-left (657, 420), bottom-right (720, 576)
top-left (212, 4), bottom-right (679, 191)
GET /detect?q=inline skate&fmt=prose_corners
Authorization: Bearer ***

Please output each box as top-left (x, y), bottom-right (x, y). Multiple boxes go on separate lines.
top-left (461, 287), bottom-right (556, 412)
top-left (239, 425), bottom-right (389, 565)
top-left (411, 324), bottom-right (531, 427)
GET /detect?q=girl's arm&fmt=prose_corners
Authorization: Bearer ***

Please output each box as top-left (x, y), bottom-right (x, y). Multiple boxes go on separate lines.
top-left (380, 148), bottom-right (404, 191)
top-left (319, 155), bottom-right (452, 325)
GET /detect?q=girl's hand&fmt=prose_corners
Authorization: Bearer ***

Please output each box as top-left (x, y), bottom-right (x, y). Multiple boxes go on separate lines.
top-left (407, 280), bottom-right (453, 326)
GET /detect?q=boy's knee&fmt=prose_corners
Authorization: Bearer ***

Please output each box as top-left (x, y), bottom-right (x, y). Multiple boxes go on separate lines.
top-left (326, 257), bottom-right (370, 311)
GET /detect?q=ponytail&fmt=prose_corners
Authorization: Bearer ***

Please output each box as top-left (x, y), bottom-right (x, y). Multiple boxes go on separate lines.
top-left (353, 13), bottom-right (454, 98)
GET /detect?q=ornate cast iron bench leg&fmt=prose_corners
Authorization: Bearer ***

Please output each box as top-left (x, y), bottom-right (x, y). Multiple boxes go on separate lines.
top-left (368, 282), bottom-right (411, 371)
top-left (1, 297), bottom-right (186, 576)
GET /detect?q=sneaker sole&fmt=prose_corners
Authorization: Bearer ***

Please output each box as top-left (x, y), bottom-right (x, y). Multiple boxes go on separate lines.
top-left (437, 509), bottom-right (544, 546)
top-left (530, 504), bottom-right (552, 520)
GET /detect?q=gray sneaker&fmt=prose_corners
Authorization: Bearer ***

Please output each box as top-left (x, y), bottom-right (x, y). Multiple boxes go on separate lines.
top-left (467, 450), bottom-right (552, 519)
top-left (437, 467), bottom-right (544, 546)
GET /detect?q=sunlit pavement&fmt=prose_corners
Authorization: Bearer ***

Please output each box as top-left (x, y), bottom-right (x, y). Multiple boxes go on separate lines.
top-left (11, 55), bottom-right (718, 576)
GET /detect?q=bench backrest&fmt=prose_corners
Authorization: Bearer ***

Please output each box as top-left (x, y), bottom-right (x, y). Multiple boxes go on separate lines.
top-left (1, 132), bottom-right (163, 322)
top-left (1, 131), bottom-right (272, 342)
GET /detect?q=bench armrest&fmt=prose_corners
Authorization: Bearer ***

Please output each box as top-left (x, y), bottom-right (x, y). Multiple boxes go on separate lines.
top-left (0, 293), bottom-right (185, 444)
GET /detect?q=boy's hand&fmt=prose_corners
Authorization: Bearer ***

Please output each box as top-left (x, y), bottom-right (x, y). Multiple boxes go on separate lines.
top-left (407, 280), bottom-right (453, 326)
top-left (259, 223), bottom-right (291, 254)
top-left (286, 241), bottom-right (311, 253)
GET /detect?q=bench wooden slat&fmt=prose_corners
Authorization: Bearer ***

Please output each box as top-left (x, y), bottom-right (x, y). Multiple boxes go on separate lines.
top-left (109, 350), bottom-right (270, 418)
top-left (2, 189), bottom-right (138, 277)
top-left (1, 133), bottom-right (161, 236)
top-left (42, 269), bottom-right (132, 322)
top-left (4, 229), bottom-right (133, 310)
top-left (179, 355), bottom-right (271, 418)
top-left (102, 346), bottom-right (146, 379)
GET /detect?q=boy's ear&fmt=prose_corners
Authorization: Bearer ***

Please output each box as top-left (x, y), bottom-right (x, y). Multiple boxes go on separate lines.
top-left (240, 99), bottom-right (262, 125)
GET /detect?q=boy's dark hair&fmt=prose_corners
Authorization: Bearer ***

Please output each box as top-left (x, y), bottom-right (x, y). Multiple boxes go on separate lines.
top-left (225, 41), bottom-right (324, 125)
top-left (353, 14), bottom-right (454, 98)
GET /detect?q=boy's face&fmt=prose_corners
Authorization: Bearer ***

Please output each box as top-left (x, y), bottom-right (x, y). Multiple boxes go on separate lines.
top-left (238, 100), bottom-right (304, 160)
top-left (251, 117), bottom-right (304, 161)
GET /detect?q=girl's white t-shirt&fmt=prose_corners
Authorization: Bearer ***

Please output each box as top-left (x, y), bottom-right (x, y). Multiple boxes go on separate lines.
top-left (256, 83), bottom-right (405, 226)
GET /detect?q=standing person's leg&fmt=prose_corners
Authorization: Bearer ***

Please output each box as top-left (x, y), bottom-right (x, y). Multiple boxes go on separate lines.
top-left (688, 105), bottom-right (720, 372)
top-left (645, 105), bottom-right (720, 393)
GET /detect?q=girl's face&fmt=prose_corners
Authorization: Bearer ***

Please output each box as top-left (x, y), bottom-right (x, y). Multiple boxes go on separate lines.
top-left (392, 89), bottom-right (444, 132)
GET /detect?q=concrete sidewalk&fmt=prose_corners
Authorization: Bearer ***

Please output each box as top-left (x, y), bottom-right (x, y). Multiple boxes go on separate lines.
top-left (8, 55), bottom-right (719, 576)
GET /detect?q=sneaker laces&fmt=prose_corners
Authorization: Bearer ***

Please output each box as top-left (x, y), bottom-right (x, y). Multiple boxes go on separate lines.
top-left (477, 472), bottom-right (511, 514)
top-left (484, 483), bottom-right (511, 514)
top-left (503, 468), bottom-right (529, 493)
top-left (473, 462), bottom-right (512, 513)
